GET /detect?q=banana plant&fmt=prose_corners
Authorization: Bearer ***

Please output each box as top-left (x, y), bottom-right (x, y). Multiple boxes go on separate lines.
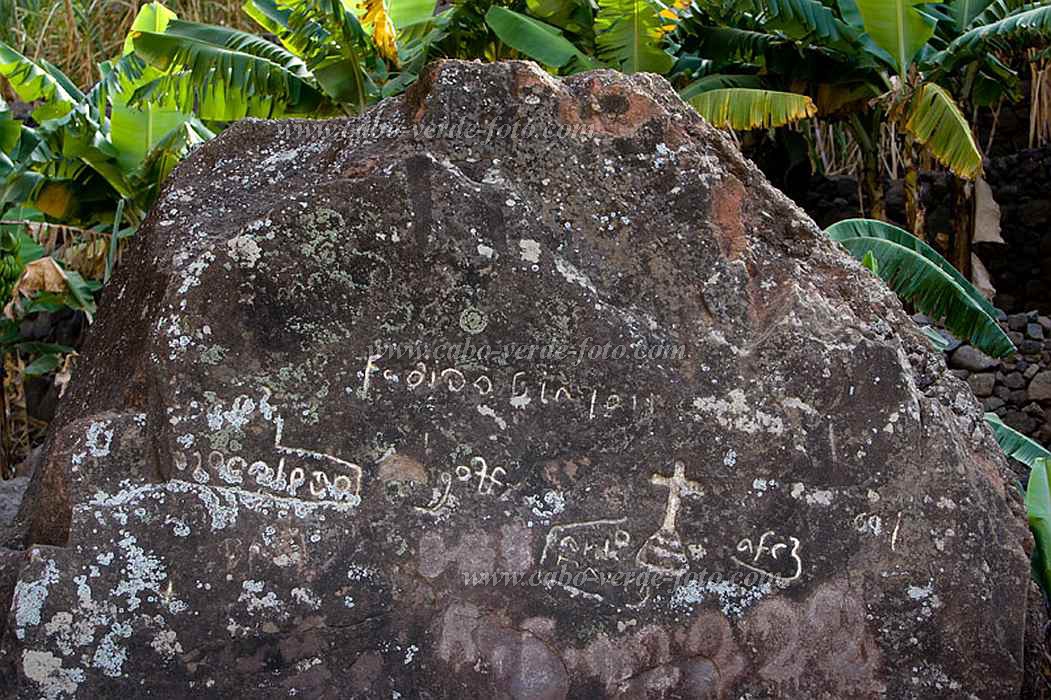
top-left (843, 0), bottom-right (1051, 237)
top-left (484, 1), bottom-right (817, 128)
top-left (825, 218), bottom-right (1014, 357)
top-left (0, 2), bottom-right (214, 472)
top-left (987, 404), bottom-right (1051, 596)
top-left (1028, 458), bottom-right (1051, 595)
top-left (126, 0), bottom-right (441, 119)
top-left (0, 4), bottom-right (213, 227)
top-left (671, 1), bottom-right (889, 154)
top-left (986, 412), bottom-right (1051, 468)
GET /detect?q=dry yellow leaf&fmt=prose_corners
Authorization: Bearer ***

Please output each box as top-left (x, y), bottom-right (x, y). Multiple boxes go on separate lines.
top-left (61, 239), bottom-right (108, 280)
top-left (35, 182), bottom-right (76, 219)
top-left (54, 351), bottom-right (77, 399)
top-left (4, 258), bottom-right (70, 319)
top-left (363, 0), bottom-right (399, 65)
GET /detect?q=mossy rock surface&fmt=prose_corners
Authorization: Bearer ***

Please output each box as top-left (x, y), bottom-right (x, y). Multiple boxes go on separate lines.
top-left (0, 60), bottom-right (1037, 698)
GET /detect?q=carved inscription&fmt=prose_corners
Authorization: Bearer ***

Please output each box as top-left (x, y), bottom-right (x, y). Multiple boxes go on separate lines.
top-left (636, 461), bottom-right (704, 577)
top-left (415, 454), bottom-right (511, 516)
top-left (732, 530), bottom-right (803, 584)
top-left (177, 395), bottom-right (362, 503)
top-left (539, 518), bottom-right (634, 601)
top-left (360, 355), bottom-right (656, 421)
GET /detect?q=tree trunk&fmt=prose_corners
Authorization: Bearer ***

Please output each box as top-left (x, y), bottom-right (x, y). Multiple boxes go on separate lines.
top-left (862, 156), bottom-right (887, 221)
top-left (902, 141), bottom-right (926, 239)
top-left (951, 176), bottom-right (974, 278)
top-left (0, 357), bottom-right (9, 479)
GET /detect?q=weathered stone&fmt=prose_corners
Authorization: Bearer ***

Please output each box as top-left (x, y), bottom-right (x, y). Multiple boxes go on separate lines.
top-left (983, 397), bottom-right (1006, 412)
top-left (0, 61), bottom-right (1033, 698)
top-left (1040, 315), bottom-right (1051, 333)
top-left (1010, 390), bottom-right (1029, 405)
top-left (1008, 313), bottom-right (1029, 331)
top-left (1005, 372), bottom-right (1027, 390)
top-left (1004, 410), bottom-right (1039, 435)
top-left (1020, 339), bottom-right (1044, 355)
top-left (1008, 331), bottom-right (1025, 346)
top-left (1027, 323), bottom-right (1045, 340)
top-left (1024, 402), bottom-right (1046, 419)
top-left (1030, 371), bottom-right (1051, 401)
top-left (949, 346), bottom-right (1000, 372)
top-left (967, 373), bottom-right (996, 397)
top-left (0, 477), bottom-right (28, 529)
top-left (1026, 364), bottom-right (1041, 380)
top-left (0, 547), bottom-right (26, 688)
top-left (950, 368), bottom-right (971, 380)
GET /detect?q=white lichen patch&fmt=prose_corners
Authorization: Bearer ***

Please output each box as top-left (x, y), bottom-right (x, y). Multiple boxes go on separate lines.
top-left (226, 235), bottom-right (263, 268)
top-left (908, 582), bottom-right (934, 601)
top-left (669, 580), bottom-right (706, 610)
top-left (291, 587), bottom-right (322, 610)
top-left (150, 629), bottom-right (183, 660)
top-left (692, 389), bottom-right (785, 435)
top-left (518, 239), bottom-right (541, 264)
top-left (13, 558), bottom-right (59, 639)
top-left (84, 421), bottom-right (114, 458)
top-left (22, 649), bottom-right (85, 699)
top-left (907, 581), bottom-right (942, 620)
top-left (697, 577), bottom-right (771, 617)
top-left (553, 255), bottom-right (598, 295)
top-left (526, 490), bottom-right (566, 521)
top-left (804, 489), bottom-right (834, 506)
top-left (92, 621), bottom-right (132, 677)
top-left (239, 580), bottom-right (283, 614)
top-left (176, 251), bottom-right (215, 296)
top-left (110, 532), bottom-right (171, 612)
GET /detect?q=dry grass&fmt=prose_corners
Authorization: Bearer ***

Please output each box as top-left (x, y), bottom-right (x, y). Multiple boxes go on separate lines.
top-left (1, 0), bottom-right (256, 87)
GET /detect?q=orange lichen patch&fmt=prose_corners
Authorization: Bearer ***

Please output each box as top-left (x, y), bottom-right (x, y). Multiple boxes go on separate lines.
top-left (403, 63), bottom-right (439, 123)
top-left (376, 453), bottom-right (428, 483)
top-left (558, 79), bottom-right (665, 138)
top-left (342, 156), bottom-right (382, 179)
top-left (711, 175), bottom-right (748, 260)
top-left (512, 63), bottom-right (563, 99)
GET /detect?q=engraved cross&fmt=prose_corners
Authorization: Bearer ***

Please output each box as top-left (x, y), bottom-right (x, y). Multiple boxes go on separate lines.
top-left (651, 461), bottom-right (703, 533)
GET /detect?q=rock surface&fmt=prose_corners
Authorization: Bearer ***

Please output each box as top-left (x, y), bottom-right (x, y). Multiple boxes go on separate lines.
top-left (0, 61), bottom-right (1037, 698)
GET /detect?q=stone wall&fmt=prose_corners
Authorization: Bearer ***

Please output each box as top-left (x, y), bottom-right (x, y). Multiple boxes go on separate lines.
top-left (782, 151), bottom-right (1051, 450)
top-left (916, 312), bottom-right (1051, 446)
top-left (790, 147), bottom-right (1051, 317)
top-left (979, 150), bottom-right (1051, 315)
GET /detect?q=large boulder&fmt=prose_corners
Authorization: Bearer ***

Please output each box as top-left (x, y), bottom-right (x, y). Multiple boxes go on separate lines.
top-left (0, 60), bottom-right (1037, 698)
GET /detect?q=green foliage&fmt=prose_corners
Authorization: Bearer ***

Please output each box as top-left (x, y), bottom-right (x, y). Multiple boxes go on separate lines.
top-left (903, 83), bottom-right (984, 178)
top-left (853, 0), bottom-right (935, 73)
top-left (825, 218), bottom-right (1015, 357)
top-left (484, 7), bottom-right (594, 69)
top-left (1027, 458), bottom-right (1051, 596)
top-left (940, 3), bottom-right (1051, 68)
top-left (130, 22), bottom-right (328, 118)
top-left (0, 2), bottom-right (211, 437)
top-left (0, 43), bottom-right (76, 122)
top-left (594, 0), bottom-right (675, 73)
top-left (688, 88), bottom-right (818, 129)
top-left (739, 0), bottom-right (860, 50)
top-left (953, 0), bottom-right (997, 30)
top-left (986, 413), bottom-right (1051, 468)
